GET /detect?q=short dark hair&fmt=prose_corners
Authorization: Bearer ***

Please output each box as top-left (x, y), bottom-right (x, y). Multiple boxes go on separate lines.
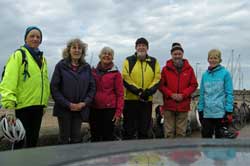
top-left (135, 37), bottom-right (149, 48)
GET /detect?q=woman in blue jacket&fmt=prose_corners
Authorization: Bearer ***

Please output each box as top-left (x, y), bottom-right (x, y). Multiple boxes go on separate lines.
top-left (50, 38), bottom-right (96, 144)
top-left (198, 49), bottom-right (234, 138)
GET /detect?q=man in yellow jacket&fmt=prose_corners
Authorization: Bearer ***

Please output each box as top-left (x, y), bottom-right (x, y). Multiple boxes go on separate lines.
top-left (0, 26), bottom-right (50, 149)
top-left (122, 37), bottom-right (160, 139)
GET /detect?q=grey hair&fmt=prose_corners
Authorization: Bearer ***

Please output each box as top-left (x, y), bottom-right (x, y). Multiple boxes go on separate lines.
top-left (62, 38), bottom-right (88, 64)
top-left (99, 46), bottom-right (114, 59)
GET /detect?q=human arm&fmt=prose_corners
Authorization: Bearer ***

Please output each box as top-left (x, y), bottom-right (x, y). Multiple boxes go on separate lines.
top-left (82, 67), bottom-right (96, 106)
top-left (197, 74), bottom-right (205, 112)
top-left (159, 67), bottom-right (174, 98)
top-left (122, 59), bottom-right (143, 95)
top-left (224, 71), bottom-right (234, 113)
top-left (181, 67), bottom-right (198, 99)
top-left (113, 72), bottom-right (124, 119)
top-left (0, 52), bottom-right (23, 109)
top-left (144, 60), bottom-right (161, 96)
top-left (50, 63), bottom-right (71, 108)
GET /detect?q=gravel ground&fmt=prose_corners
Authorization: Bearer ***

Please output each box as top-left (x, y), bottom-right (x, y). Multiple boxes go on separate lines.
top-left (237, 124), bottom-right (250, 138)
top-left (1, 107), bottom-right (249, 151)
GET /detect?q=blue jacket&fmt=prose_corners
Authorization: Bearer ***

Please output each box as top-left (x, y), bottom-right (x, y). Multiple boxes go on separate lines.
top-left (50, 59), bottom-right (96, 119)
top-left (198, 65), bottom-right (234, 118)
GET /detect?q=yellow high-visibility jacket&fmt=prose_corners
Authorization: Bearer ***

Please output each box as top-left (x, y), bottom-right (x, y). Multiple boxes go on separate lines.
top-left (122, 54), bottom-right (161, 101)
top-left (0, 46), bottom-right (50, 109)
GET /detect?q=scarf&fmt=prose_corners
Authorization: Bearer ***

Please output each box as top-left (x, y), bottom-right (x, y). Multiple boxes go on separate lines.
top-left (96, 62), bottom-right (114, 75)
top-left (24, 44), bottom-right (43, 68)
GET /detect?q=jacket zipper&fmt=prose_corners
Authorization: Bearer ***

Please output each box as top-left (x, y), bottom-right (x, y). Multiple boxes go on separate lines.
top-left (141, 61), bottom-right (144, 88)
top-left (40, 59), bottom-right (44, 105)
top-left (176, 72), bottom-right (180, 111)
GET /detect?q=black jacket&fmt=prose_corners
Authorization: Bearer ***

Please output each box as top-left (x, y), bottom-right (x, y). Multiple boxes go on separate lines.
top-left (50, 59), bottom-right (96, 119)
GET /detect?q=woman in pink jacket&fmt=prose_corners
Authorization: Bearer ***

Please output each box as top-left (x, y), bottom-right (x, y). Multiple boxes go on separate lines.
top-left (90, 47), bottom-right (124, 142)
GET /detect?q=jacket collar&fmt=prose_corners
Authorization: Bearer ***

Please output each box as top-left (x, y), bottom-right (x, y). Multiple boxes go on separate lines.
top-left (134, 52), bottom-right (151, 62)
top-left (61, 58), bottom-right (88, 72)
top-left (165, 59), bottom-right (191, 72)
top-left (207, 65), bottom-right (223, 73)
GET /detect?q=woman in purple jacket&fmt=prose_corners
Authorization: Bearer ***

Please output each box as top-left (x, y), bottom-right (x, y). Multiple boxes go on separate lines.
top-left (90, 46), bottom-right (124, 142)
top-left (50, 38), bottom-right (96, 144)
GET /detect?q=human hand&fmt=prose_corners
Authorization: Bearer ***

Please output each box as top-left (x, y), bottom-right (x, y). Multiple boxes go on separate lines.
top-left (140, 89), bottom-right (150, 101)
top-left (70, 102), bottom-right (86, 111)
top-left (137, 88), bottom-right (144, 96)
top-left (6, 113), bottom-right (16, 125)
top-left (70, 103), bottom-right (79, 111)
top-left (77, 102), bottom-right (86, 110)
top-left (112, 116), bottom-right (121, 126)
top-left (227, 114), bottom-right (233, 124)
top-left (223, 112), bottom-right (233, 124)
top-left (175, 94), bottom-right (183, 101)
top-left (0, 109), bottom-right (16, 125)
top-left (171, 93), bottom-right (178, 100)
top-left (159, 106), bottom-right (164, 117)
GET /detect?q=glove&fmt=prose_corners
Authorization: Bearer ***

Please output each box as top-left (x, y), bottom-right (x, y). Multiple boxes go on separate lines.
top-left (137, 88), bottom-right (144, 96)
top-left (223, 112), bottom-right (233, 124)
top-left (139, 89), bottom-right (151, 101)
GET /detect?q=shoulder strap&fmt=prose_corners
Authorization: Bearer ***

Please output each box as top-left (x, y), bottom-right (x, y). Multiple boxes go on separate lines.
top-left (126, 55), bottom-right (157, 75)
top-left (1, 49), bottom-right (29, 81)
top-left (146, 56), bottom-right (156, 74)
top-left (17, 49), bottom-right (27, 65)
top-left (15, 49), bottom-right (30, 81)
top-left (126, 55), bottom-right (137, 75)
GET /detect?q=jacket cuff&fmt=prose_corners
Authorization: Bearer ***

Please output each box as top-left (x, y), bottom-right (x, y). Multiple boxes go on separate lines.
top-left (115, 110), bottom-right (122, 118)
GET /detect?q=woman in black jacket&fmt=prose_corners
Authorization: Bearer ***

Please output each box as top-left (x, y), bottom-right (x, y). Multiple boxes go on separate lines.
top-left (50, 38), bottom-right (96, 144)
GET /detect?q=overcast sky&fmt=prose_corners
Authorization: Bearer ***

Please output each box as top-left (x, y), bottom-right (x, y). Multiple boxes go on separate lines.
top-left (0, 0), bottom-right (249, 89)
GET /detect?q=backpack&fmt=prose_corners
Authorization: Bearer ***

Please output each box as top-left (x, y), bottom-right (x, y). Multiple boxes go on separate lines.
top-left (1, 49), bottom-right (30, 81)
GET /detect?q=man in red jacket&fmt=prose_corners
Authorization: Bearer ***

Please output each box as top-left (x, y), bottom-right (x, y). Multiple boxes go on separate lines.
top-left (159, 42), bottom-right (198, 138)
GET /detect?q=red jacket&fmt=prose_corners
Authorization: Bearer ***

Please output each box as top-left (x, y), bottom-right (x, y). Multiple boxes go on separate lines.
top-left (159, 59), bottom-right (198, 112)
top-left (91, 66), bottom-right (124, 118)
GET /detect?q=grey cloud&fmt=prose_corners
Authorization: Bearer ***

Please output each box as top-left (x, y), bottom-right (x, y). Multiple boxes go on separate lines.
top-left (0, 0), bottom-right (249, 88)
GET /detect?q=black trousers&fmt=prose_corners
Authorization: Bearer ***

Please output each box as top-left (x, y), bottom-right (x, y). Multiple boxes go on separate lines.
top-left (201, 118), bottom-right (224, 138)
top-left (14, 106), bottom-right (44, 149)
top-left (89, 108), bottom-right (115, 142)
top-left (123, 100), bottom-right (152, 140)
top-left (57, 111), bottom-right (83, 144)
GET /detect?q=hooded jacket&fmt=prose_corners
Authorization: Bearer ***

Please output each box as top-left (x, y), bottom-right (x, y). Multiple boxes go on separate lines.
top-left (0, 46), bottom-right (50, 109)
top-left (198, 65), bottom-right (234, 118)
top-left (91, 65), bottom-right (124, 118)
top-left (159, 59), bottom-right (198, 112)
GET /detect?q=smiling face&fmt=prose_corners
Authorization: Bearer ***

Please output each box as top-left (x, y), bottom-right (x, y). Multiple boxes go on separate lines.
top-left (208, 49), bottom-right (221, 68)
top-left (171, 49), bottom-right (183, 64)
top-left (70, 43), bottom-right (83, 62)
top-left (208, 55), bottom-right (220, 68)
top-left (136, 43), bottom-right (148, 60)
top-left (25, 29), bottom-right (41, 48)
top-left (100, 51), bottom-right (113, 65)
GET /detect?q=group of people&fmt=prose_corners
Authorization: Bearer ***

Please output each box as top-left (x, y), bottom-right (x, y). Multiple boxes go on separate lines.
top-left (0, 26), bottom-right (234, 149)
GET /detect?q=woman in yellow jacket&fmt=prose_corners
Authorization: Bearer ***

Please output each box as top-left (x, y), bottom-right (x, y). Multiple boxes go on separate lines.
top-left (0, 26), bottom-right (50, 149)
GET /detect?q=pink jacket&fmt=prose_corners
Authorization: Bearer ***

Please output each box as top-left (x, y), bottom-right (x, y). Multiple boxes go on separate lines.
top-left (91, 65), bottom-right (124, 118)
